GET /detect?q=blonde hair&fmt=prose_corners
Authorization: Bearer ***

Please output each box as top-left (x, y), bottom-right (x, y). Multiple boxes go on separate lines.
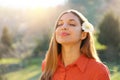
top-left (40, 9), bottom-right (100, 80)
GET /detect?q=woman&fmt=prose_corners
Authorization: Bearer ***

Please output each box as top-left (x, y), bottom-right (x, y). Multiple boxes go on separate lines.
top-left (40, 9), bottom-right (110, 80)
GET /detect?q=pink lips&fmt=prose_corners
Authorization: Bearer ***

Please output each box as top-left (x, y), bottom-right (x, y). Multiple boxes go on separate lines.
top-left (60, 32), bottom-right (70, 36)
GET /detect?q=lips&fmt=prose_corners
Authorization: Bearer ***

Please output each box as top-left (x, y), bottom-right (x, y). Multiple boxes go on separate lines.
top-left (60, 32), bottom-right (70, 36)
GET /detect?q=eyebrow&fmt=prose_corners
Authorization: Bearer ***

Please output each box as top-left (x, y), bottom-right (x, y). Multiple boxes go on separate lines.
top-left (58, 19), bottom-right (76, 22)
top-left (69, 19), bottom-right (75, 21)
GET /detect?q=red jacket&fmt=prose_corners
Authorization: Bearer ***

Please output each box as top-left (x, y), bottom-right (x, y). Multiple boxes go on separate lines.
top-left (42, 54), bottom-right (110, 80)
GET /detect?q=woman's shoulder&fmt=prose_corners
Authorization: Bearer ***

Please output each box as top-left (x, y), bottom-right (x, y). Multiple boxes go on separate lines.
top-left (87, 59), bottom-right (110, 80)
top-left (88, 59), bottom-right (110, 74)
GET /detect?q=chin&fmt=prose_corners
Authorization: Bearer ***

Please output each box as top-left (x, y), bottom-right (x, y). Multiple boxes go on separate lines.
top-left (57, 41), bottom-right (72, 45)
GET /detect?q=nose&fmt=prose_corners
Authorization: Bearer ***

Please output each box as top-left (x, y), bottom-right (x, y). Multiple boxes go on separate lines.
top-left (61, 23), bottom-right (68, 30)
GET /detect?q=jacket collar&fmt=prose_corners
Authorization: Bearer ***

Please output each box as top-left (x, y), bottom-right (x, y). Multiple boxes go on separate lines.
top-left (58, 54), bottom-right (89, 72)
top-left (74, 54), bottom-right (89, 72)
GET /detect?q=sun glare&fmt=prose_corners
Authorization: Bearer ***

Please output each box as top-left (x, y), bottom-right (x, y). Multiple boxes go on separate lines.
top-left (0, 0), bottom-right (66, 9)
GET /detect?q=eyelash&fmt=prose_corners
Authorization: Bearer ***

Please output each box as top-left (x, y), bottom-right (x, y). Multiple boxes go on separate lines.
top-left (57, 24), bottom-right (63, 26)
top-left (69, 24), bottom-right (76, 26)
top-left (57, 23), bottom-right (76, 27)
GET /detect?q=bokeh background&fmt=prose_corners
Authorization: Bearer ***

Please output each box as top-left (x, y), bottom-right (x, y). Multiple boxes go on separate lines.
top-left (0, 0), bottom-right (120, 80)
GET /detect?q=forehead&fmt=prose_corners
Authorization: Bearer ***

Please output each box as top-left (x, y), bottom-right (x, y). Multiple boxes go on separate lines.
top-left (59, 13), bottom-right (80, 21)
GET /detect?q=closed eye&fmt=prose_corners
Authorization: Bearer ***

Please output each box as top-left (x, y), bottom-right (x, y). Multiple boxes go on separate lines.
top-left (68, 19), bottom-right (76, 27)
top-left (57, 23), bottom-right (63, 27)
top-left (57, 20), bottom-right (63, 27)
top-left (69, 24), bottom-right (76, 26)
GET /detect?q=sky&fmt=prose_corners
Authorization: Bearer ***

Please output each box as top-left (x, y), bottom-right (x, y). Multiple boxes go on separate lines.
top-left (0, 0), bottom-right (66, 9)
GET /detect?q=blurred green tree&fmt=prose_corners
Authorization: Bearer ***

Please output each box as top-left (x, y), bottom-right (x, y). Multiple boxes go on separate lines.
top-left (1, 26), bottom-right (13, 47)
top-left (98, 12), bottom-right (120, 48)
top-left (98, 12), bottom-right (120, 63)
top-left (0, 26), bottom-right (13, 58)
top-left (32, 33), bottom-right (50, 57)
top-left (67, 0), bottom-right (104, 25)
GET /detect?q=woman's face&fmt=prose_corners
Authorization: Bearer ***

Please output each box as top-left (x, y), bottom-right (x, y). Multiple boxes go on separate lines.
top-left (55, 12), bottom-right (83, 45)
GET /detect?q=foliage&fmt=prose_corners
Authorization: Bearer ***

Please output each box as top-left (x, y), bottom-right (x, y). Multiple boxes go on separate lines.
top-left (98, 12), bottom-right (120, 48)
top-left (94, 35), bottom-right (106, 50)
top-left (32, 33), bottom-right (50, 57)
top-left (0, 26), bottom-right (14, 58)
top-left (98, 12), bottom-right (120, 63)
top-left (1, 26), bottom-right (13, 47)
top-left (68, 0), bottom-right (102, 6)
top-left (67, 0), bottom-right (104, 25)
top-left (111, 72), bottom-right (120, 80)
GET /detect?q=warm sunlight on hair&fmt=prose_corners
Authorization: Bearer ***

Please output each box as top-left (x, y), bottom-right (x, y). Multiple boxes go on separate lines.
top-left (0, 0), bottom-right (65, 9)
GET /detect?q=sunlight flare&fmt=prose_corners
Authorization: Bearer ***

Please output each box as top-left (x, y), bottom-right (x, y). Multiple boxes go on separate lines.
top-left (0, 0), bottom-right (65, 9)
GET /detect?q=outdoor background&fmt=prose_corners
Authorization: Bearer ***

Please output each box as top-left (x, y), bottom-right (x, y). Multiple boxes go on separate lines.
top-left (0, 0), bottom-right (120, 80)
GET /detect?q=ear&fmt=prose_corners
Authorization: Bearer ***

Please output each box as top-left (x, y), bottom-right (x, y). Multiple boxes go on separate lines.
top-left (81, 32), bottom-right (87, 40)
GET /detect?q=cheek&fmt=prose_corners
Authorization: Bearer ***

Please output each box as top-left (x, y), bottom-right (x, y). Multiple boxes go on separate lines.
top-left (55, 28), bottom-right (60, 41)
top-left (55, 28), bottom-right (60, 36)
top-left (73, 28), bottom-right (82, 39)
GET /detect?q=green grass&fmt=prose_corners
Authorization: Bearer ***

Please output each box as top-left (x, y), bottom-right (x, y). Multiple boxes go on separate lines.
top-left (111, 72), bottom-right (120, 80)
top-left (5, 65), bottom-right (41, 80)
top-left (111, 66), bottom-right (120, 80)
top-left (3, 57), bottom-right (43, 80)
top-left (104, 62), bottom-right (120, 80)
top-left (0, 58), bottom-right (21, 64)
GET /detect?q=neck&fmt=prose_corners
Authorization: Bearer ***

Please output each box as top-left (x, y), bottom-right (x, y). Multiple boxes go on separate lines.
top-left (61, 42), bottom-right (81, 67)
